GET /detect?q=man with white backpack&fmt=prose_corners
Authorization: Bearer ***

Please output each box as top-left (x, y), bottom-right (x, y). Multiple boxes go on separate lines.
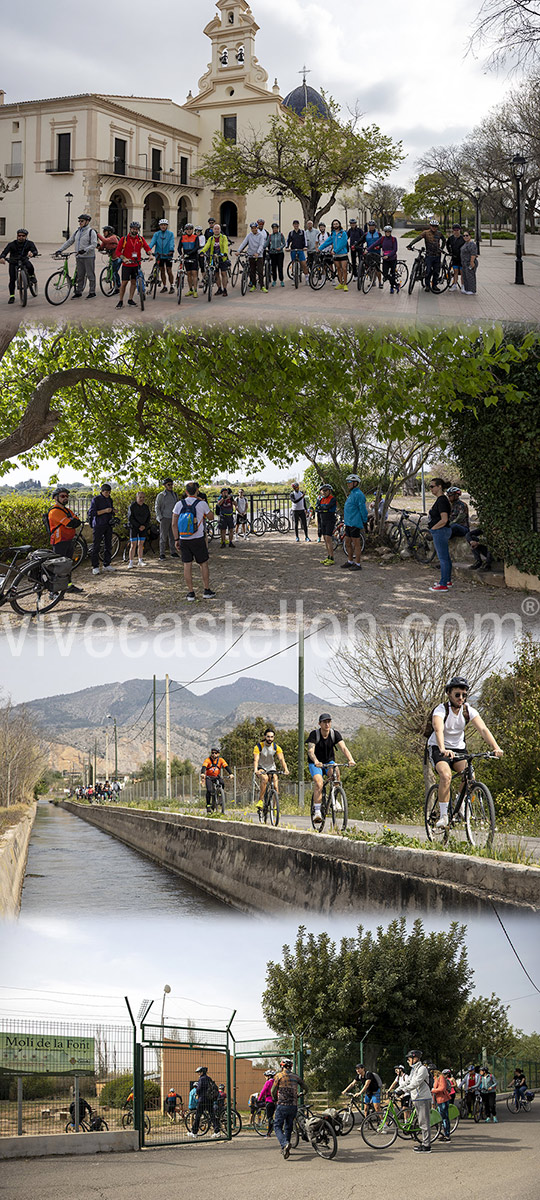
top-left (171, 482), bottom-right (216, 601)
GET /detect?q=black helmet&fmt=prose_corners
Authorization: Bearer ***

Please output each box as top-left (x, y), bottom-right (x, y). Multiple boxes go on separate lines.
top-left (17, 228), bottom-right (28, 235)
top-left (406, 1049), bottom-right (422, 1059)
top-left (102, 225), bottom-right (114, 234)
top-left (52, 485), bottom-right (70, 498)
top-left (78, 213), bottom-right (91, 221)
top-left (210, 748), bottom-right (220, 755)
top-left (130, 220), bottom-right (141, 230)
top-left (195, 1066), bottom-right (207, 1074)
top-left (445, 677), bottom-right (470, 693)
top-left (280, 1058), bottom-right (293, 1069)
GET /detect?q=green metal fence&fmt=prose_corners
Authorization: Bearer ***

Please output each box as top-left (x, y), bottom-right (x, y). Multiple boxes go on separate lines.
top-left (139, 1016), bottom-right (236, 1146)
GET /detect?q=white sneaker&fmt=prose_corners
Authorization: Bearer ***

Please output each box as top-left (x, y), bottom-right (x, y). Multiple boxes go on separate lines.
top-left (127, 560), bottom-right (135, 569)
top-left (187, 1131), bottom-right (196, 1139)
top-left (211, 1132), bottom-right (221, 1138)
top-left (92, 567), bottom-right (100, 576)
top-left (138, 559), bottom-right (146, 566)
top-left (448, 283), bottom-right (458, 291)
top-left (103, 565), bottom-right (114, 571)
top-left (436, 815), bottom-right (449, 828)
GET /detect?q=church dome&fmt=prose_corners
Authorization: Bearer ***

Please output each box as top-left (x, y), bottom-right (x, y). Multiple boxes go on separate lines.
top-left (282, 81), bottom-right (330, 118)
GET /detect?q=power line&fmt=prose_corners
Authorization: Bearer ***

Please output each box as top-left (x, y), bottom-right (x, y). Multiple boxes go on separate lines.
top-left (491, 903), bottom-right (540, 995)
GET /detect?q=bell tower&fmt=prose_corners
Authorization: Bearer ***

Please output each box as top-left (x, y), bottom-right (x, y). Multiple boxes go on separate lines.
top-left (191, 0), bottom-right (270, 99)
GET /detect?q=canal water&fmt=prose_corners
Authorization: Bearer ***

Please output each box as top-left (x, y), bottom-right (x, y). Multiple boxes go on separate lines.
top-left (20, 801), bottom-right (229, 915)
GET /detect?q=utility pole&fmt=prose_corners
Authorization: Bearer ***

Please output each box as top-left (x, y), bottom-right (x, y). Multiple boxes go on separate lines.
top-left (105, 726), bottom-right (110, 781)
top-left (297, 608), bottom-right (305, 809)
top-left (153, 675), bottom-right (157, 799)
top-left (93, 739), bottom-right (97, 790)
top-left (165, 674), bottom-right (171, 801)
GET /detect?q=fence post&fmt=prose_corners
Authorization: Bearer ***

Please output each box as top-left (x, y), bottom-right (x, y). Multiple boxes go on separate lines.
top-left (250, 494), bottom-right (255, 527)
top-left (233, 767), bottom-right (237, 807)
top-left (134, 1043), bottom-right (145, 1148)
top-left (74, 1075), bottom-right (79, 1132)
top-left (17, 1076), bottom-right (23, 1136)
top-left (182, 775), bottom-right (185, 804)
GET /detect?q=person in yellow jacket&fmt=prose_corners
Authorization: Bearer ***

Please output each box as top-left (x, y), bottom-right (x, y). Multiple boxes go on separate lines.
top-left (203, 222), bottom-right (230, 298)
top-left (46, 486), bottom-right (84, 593)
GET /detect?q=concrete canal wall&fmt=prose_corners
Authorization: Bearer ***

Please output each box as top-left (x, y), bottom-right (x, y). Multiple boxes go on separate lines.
top-left (59, 803), bottom-right (540, 912)
top-left (0, 806), bottom-right (37, 918)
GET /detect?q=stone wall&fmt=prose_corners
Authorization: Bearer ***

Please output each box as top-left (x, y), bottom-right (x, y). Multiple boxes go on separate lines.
top-left (60, 804), bottom-right (540, 913)
top-left (0, 807), bottom-right (36, 919)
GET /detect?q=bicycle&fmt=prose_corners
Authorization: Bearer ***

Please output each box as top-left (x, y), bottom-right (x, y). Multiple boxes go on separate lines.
top-left (252, 507), bottom-right (291, 535)
top-left (99, 253), bottom-right (119, 297)
top-left (231, 251), bottom-right (248, 288)
top-left (254, 768), bottom-right (281, 826)
top-left (206, 774), bottom-right (226, 814)
top-left (308, 252), bottom-right (353, 290)
top-left (336, 1091), bottom-right (367, 1134)
top-left (332, 519), bottom-right (365, 556)
top-left (289, 1104), bottom-right (338, 1160)
top-left (14, 254), bottom-right (40, 306)
top-left (175, 255), bottom-right (186, 304)
top-left (135, 262), bottom-right (149, 311)
top-left (202, 253), bottom-right (217, 303)
top-left (386, 509), bottom-right (436, 564)
top-left (360, 252), bottom-right (408, 294)
top-left (506, 1090), bottom-right (534, 1114)
top-left (0, 545), bottom-right (71, 617)
top-left (45, 253), bottom-right (79, 305)
top-left (253, 1104), bottom-right (271, 1136)
top-left (147, 256), bottom-right (173, 300)
top-left (286, 248), bottom-right (306, 289)
top-left (424, 751), bottom-right (498, 849)
top-left (122, 1106), bottom-right (151, 1133)
top-left (407, 246), bottom-right (450, 295)
top-left (458, 1092), bottom-right (483, 1121)
top-left (184, 1105), bottom-right (242, 1137)
top-left (310, 763), bottom-right (349, 833)
top-left (65, 1113), bottom-right (109, 1132)
top-left (361, 1096), bottom-right (442, 1149)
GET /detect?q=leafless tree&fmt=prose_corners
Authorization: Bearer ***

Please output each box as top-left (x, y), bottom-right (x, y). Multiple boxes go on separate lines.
top-left (0, 697), bottom-right (47, 806)
top-left (469, 0), bottom-right (540, 72)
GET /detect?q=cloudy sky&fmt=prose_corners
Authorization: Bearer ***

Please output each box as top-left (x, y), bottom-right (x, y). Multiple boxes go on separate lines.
top-left (3, 0), bottom-right (513, 189)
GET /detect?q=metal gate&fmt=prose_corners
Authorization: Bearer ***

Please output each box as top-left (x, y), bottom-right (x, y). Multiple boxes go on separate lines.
top-left (139, 1016), bottom-right (235, 1147)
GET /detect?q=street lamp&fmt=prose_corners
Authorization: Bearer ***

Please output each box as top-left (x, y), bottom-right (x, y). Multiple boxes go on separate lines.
top-left (160, 985), bottom-right (172, 1111)
top-left (65, 191), bottom-right (73, 238)
top-left (511, 153), bottom-right (526, 285)
top-left (473, 187), bottom-right (482, 255)
top-left (276, 190), bottom-right (283, 230)
top-left (107, 714), bottom-right (118, 781)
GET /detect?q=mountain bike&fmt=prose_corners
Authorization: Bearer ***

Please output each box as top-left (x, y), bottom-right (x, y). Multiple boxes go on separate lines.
top-left (289, 1104), bottom-right (338, 1159)
top-left (286, 249), bottom-right (306, 289)
top-left (308, 252), bottom-right (353, 290)
top-left (135, 262), bottom-right (149, 311)
top-left (99, 253), bottom-right (119, 297)
top-left (122, 1105), bottom-right (151, 1133)
top-left (147, 257), bottom-right (173, 300)
top-left (13, 254), bottom-right (40, 306)
top-left (0, 545), bottom-right (71, 616)
top-left (506, 1090), bottom-right (534, 1113)
top-left (231, 251), bottom-right (247, 288)
top-left (253, 1104), bottom-right (272, 1136)
top-left (202, 254), bottom-right (215, 302)
top-left (360, 254), bottom-right (408, 294)
top-left (206, 774), bottom-right (226, 814)
top-left (310, 763), bottom-right (349, 832)
top-left (175, 255), bottom-right (186, 304)
top-left (45, 253), bottom-right (79, 304)
top-left (424, 752), bottom-right (498, 849)
top-left (184, 1105), bottom-right (242, 1136)
top-left (332, 519), bottom-right (365, 556)
top-left (386, 509), bottom-right (436, 563)
top-left (336, 1092), bottom-right (368, 1134)
top-left (252, 507), bottom-right (291, 535)
top-left (255, 768), bottom-right (280, 826)
top-left (407, 247), bottom-right (449, 295)
top-left (458, 1092), bottom-right (482, 1121)
top-left (361, 1096), bottom-right (442, 1148)
top-left (65, 1112), bottom-right (109, 1132)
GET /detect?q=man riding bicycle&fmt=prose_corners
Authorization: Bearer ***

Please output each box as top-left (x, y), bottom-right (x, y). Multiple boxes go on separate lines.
top-left (0, 228), bottom-right (39, 303)
top-left (149, 217), bottom-right (175, 294)
top-left (426, 677), bottom-right (503, 828)
top-left (115, 221), bottom-right (152, 308)
top-left (201, 749), bottom-right (233, 812)
top-left (307, 714), bottom-right (355, 826)
top-left (253, 730), bottom-right (289, 808)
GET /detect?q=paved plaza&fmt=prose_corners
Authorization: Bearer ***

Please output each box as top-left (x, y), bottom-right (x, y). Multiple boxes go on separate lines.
top-left (4, 235), bottom-right (540, 328)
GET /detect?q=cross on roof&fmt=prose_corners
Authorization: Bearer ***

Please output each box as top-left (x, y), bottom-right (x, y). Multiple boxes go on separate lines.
top-left (299, 65), bottom-right (311, 85)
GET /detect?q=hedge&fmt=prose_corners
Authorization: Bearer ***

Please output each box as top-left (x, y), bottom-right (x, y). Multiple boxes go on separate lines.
top-left (98, 1071), bottom-right (160, 1109)
top-left (0, 495), bottom-right (50, 553)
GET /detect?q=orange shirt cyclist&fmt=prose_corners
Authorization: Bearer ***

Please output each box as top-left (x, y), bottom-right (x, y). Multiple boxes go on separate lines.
top-left (201, 749), bottom-right (233, 811)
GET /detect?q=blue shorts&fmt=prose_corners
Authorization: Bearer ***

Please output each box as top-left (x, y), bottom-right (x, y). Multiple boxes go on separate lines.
top-left (367, 1090), bottom-right (380, 1105)
top-left (130, 533), bottom-right (146, 542)
top-left (308, 760), bottom-right (336, 779)
top-left (290, 249), bottom-right (306, 261)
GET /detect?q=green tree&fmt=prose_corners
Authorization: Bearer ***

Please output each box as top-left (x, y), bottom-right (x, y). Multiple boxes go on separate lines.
top-left (479, 638), bottom-right (540, 809)
top-left (402, 172), bottom-right (464, 224)
top-left (262, 919), bottom-right (473, 1092)
top-left (199, 98), bottom-right (403, 225)
top-left (135, 756), bottom-right (194, 781)
top-left (219, 717), bottom-right (300, 773)
top-left (452, 994), bottom-right (517, 1063)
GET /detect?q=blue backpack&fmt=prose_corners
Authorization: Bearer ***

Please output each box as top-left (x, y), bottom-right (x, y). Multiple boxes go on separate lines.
top-left (176, 498), bottom-right (198, 537)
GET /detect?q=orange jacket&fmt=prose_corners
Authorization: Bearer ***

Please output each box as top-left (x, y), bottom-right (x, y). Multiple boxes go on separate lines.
top-left (48, 503), bottom-right (79, 546)
top-left (202, 756), bottom-right (229, 778)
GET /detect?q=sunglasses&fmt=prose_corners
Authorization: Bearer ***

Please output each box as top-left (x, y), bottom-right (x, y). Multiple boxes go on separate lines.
top-left (452, 691), bottom-right (469, 698)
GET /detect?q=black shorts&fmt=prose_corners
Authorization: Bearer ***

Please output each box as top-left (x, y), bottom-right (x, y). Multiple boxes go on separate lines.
top-left (184, 257), bottom-right (198, 271)
top-left (219, 514), bottom-right (234, 529)
top-left (179, 538), bottom-right (209, 565)
top-left (320, 513), bottom-right (337, 536)
top-left (345, 524), bottom-right (362, 539)
top-left (429, 745), bottom-right (467, 769)
top-left (121, 263), bottom-right (139, 281)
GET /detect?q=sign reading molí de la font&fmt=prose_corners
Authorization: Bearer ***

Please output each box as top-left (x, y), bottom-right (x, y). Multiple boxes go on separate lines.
top-left (0, 1033), bottom-right (95, 1075)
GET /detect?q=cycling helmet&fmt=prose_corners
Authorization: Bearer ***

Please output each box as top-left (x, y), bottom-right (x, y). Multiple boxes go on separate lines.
top-left (445, 677), bottom-right (470, 693)
top-left (383, 224), bottom-right (392, 232)
top-left (185, 222), bottom-right (194, 229)
top-left (319, 713), bottom-right (332, 722)
top-left (349, 217), bottom-right (357, 223)
top-left (395, 1064), bottom-right (404, 1071)
top-left (130, 221), bottom-right (141, 229)
top-left (429, 217), bottom-right (439, 225)
top-left (210, 748), bottom-right (220, 755)
top-left (406, 1049), bottom-right (421, 1058)
top-left (195, 1066), bottom-right (208, 1074)
top-left (158, 218), bottom-right (169, 224)
top-left (447, 485), bottom-right (461, 494)
top-left (52, 486), bottom-right (70, 498)
top-left (17, 228), bottom-right (28, 235)
top-left (250, 221), bottom-right (258, 228)
top-left (78, 213), bottom-right (91, 221)
top-left (264, 1069), bottom-right (275, 1078)
top-left (320, 482), bottom-right (333, 491)
top-left (368, 220), bottom-right (376, 226)
top-left (194, 226), bottom-right (202, 232)
top-left (280, 1058), bottom-right (293, 1069)
top-left (442, 1069), bottom-right (451, 1076)
top-left (346, 474), bottom-right (361, 483)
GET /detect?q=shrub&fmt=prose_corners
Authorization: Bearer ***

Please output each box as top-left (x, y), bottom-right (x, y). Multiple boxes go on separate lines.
top-left (0, 495), bottom-right (51, 553)
top-left (346, 755), bottom-right (424, 821)
top-left (98, 1071), bottom-right (160, 1109)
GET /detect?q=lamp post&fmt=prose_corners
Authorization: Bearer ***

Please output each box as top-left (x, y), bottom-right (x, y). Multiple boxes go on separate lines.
top-left (107, 714), bottom-right (118, 781)
top-left (65, 191), bottom-right (73, 238)
top-left (473, 187), bottom-right (481, 254)
top-left (511, 153), bottom-right (526, 285)
top-left (160, 984), bottom-right (171, 1111)
top-left (276, 190), bottom-right (283, 230)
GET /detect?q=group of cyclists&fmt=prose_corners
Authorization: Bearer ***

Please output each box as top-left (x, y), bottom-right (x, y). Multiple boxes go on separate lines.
top-left (0, 212), bottom-right (475, 304)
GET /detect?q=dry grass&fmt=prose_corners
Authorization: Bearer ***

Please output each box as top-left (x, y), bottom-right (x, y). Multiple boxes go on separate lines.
top-left (0, 802), bottom-right (34, 838)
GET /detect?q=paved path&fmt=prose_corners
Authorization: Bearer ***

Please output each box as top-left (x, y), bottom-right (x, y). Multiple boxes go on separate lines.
top-left (3, 1106), bottom-right (538, 1200)
top-left (5, 236), bottom-right (540, 328)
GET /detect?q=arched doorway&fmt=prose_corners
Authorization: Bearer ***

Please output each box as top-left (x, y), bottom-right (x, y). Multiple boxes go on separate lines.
top-left (143, 192), bottom-right (166, 237)
top-left (220, 200), bottom-right (238, 237)
top-left (108, 190), bottom-right (129, 235)
top-left (177, 196), bottom-right (191, 235)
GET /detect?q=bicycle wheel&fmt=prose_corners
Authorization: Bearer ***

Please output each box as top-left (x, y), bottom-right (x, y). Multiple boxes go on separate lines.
top-left (361, 1111), bottom-right (398, 1149)
top-left (264, 257), bottom-right (272, 290)
top-left (216, 786), bottom-right (226, 814)
top-left (137, 274), bottom-right (145, 312)
top-left (289, 1120), bottom-right (300, 1149)
top-left (506, 1096), bottom-right (519, 1113)
top-left (267, 785), bottom-right (279, 827)
top-left (336, 1107), bottom-right (354, 1135)
top-left (18, 268), bottom-right (28, 307)
top-left (65, 1122), bottom-right (77, 1133)
top-left (346, 258), bottom-right (353, 283)
top-left (252, 515), bottom-right (267, 536)
top-left (330, 784), bottom-right (348, 832)
top-left (309, 263), bottom-right (326, 290)
top-left (287, 259), bottom-right (294, 280)
top-left (45, 269), bottom-right (72, 305)
top-left (448, 1104), bottom-right (460, 1133)
top-left (253, 1108), bottom-right (269, 1136)
top-left (362, 265), bottom-right (375, 294)
top-left (240, 265), bottom-right (249, 295)
top-left (9, 561), bottom-right (64, 616)
top-left (395, 260), bottom-right (409, 288)
top-left (71, 534), bottom-right (87, 569)
top-left (95, 1117), bottom-right (109, 1131)
top-left (465, 782), bottom-right (496, 849)
top-left (310, 796), bottom-right (326, 832)
top-left (99, 265), bottom-right (115, 297)
top-left (177, 271), bottom-right (184, 305)
top-left (412, 530), bottom-right (435, 564)
top-left (310, 1118), bottom-right (337, 1160)
top-left (150, 268), bottom-right (159, 300)
top-left (122, 1111), bottom-right (133, 1128)
top-left (411, 1109), bottom-right (441, 1143)
top-left (424, 783), bottom-right (449, 845)
top-left (144, 1114), bottom-right (151, 1133)
top-left (207, 266), bottom-right (214, 302)
top-left (231, 258), bottom-right (241, 287)
top-left (219, 1108), bottom-right (242, 1137)
top-left (276, 514), bottom-right (291, 533)
top-left (436, 259), bottom-right (450, 294)
top-left (408, 261), bottom-right (419, 296)
top-left (473, 1095), bottom-right (482, 1123)
top-left (99, 532), bottom-right (120, 562)
top-left (294, 259), bottom-right (300, 289)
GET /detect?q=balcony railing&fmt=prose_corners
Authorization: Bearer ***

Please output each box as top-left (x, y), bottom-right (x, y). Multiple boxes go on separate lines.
top-left (5, 163), bottom-right (23, 177)
top-left (45, 160), bottom-right (73, 173)
top-left (96, 160), bottom-right (201, 188)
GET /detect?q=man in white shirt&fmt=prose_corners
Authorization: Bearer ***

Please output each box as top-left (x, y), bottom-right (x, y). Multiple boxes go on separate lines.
top-left (56, 213), bottom-right (98, 298)
top-left (290, 483), bottom-right (310, 542)
top-left (402, 1051), bottom-right (432, 1152)
top-left (236, 222), bottom-right (267, 291)
top-left (172, 482), bottom-right (216, 602)
top-left (427, 676), bottom-right (503, 827)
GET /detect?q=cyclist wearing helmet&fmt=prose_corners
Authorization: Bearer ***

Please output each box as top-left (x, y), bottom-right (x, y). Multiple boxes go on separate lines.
top-left (427, 677), bottom-right (503, 826)
top-left (115, 221), bottom-right (152, 308)
top-left (318, 220), bottom-right (349, 290)
top-left (46, 487), bottom-right (84, 595)
top-left (360, 220), bottom-right (383, 288)
top-left (307, 714), bottom-right (355, 825)
top-left (371, 225), bottom-right (399, 293)
top-left (97, 226), bottom-right (120, 292)
top-left (347, 217), bottom-right (363, 277)
top-left (257, 1069), bottom-right (276, 1135)
top-left (188, 1067), bottom-right (220, 1138)
top-left (407, 218), bottom-right (446, 294)
top-left (56, 214), bottom-right (97, 298)
top-left (203, 222), bottom-right (230, 296)
top-left (149, 217), bottom-right (175, 294)
top-left (318, 483), bottom-right (338, 565)
top-left (342, 475), bottom-right (367, 570)
top-left (271, 1058), bottom-right (304, 1159)
top-left (200, 749), bottom-right (233, 812)
top-left (0, 229), bottom-right (39, 303)
top-left (236, 221), bottom-right (268, 292)
top-left (178, 223), bottom-right (200, 297)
